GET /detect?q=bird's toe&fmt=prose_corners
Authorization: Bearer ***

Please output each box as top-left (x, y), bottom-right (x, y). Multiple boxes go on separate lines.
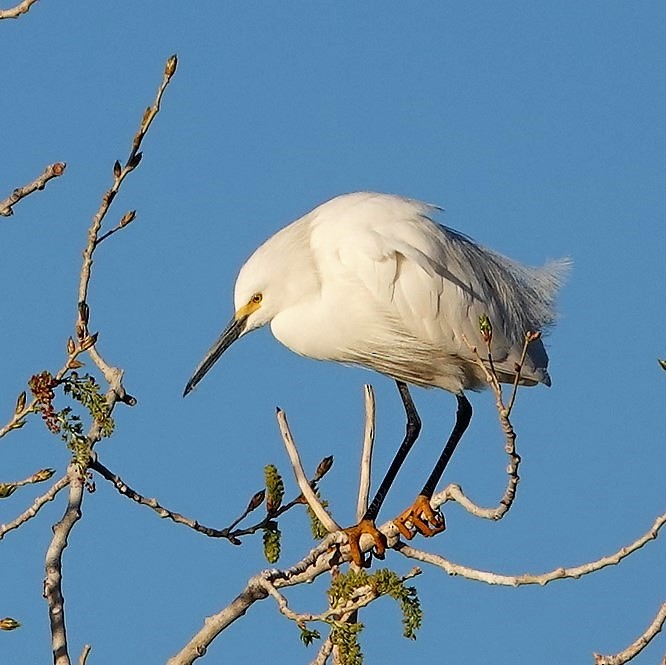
top-left (393, 495), bottom-right (446, 540)
top-left (343, 518), bottom-right (387, 567)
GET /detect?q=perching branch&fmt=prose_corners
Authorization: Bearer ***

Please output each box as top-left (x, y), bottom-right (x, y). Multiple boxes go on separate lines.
top-left (0, 0), bottom-right (41, 19)
top-left (396, 509), bottom-right (666, 585)
top-left (0, 162), bottom-right (66, 216)
top-left (440, 330), bottom-right (541, 523)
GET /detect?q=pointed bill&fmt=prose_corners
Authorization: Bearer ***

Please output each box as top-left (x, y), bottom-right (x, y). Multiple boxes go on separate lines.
top-left (183, 315), bottom-right (247, 396)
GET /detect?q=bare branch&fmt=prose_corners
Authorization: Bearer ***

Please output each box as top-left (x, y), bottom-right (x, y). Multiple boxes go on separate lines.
top-left (90, 458), bottom-right (233, 538)
top-left (44, 465), bottom-right (85, 665)
top-left (310, 636), bottom-right (334, 665)
top-left (0, 475), bottom-right (69, 540)
top-left (167, 540), bottom-right (339, 665)
top-left (397, 509), bottom-right (666, 585)
top-left (0, 0), bottom-right (41, 19)
top-left (356, 384), bottom-right (375, 521)
top-left (0, 162), bottom-right (65, 216)
top-left (594, 602), bottom-right (666, 665)
top-left (452, 333), bottom-right (522, 521)
top-left (78, 644), bottom-right (92, 665)
top-left (276, 408), bottom-right (341, 533)
top-left (76, 56), bottom-right (177, 391)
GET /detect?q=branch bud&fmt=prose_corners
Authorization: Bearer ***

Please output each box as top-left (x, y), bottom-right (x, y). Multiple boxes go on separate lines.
top-left (314, 455), bottom-right (334, 481)
top-left (78, 301), bottom-right (90, 327)
top-left (32, 468), bottom-right (56, 483)
top-left (80, 332), bottom-right (98, 351)
top-left (165, 54), bottom-right (178, 77)
top-left (127, 151), bottom-right (143, 169)
top-left (246, 489), bottom-right (265, 513)
top-left (0, 618), bottom-right (20, 631)
top-left (119, 210), bottom-right (136, 227)
top-left (0, 483), bottom-right (17, 499)
top-left (15, 391), bottom-right (26, 415)
top-left (479, 314), bottom-right (492, 344)
top-left (113, 160), bottom-right (122, 178)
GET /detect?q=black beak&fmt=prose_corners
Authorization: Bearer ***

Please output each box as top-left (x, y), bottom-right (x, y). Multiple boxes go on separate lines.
top-left (183, 315), bottom-right (247, 396)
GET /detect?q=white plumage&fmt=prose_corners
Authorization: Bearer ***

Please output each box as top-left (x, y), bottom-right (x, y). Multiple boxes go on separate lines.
top-left (229, 191), bottom-right (568, 393)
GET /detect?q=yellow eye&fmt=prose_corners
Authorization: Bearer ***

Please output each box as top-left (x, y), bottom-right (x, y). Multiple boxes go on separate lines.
top-left (250, 293), bottom-right (262, 304)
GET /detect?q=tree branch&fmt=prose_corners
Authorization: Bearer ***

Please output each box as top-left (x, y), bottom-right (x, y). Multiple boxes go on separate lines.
top-left (0, 162), bottom-right (65, 216)
top-left (167, 539), bottom-right (339, 665)
top-left (594, 602), bottom-right (666, 665)
top-left (75, 55), bottom-right (177, 393)
top-left (0, 475), bottom-right (69, 540)
top-left (0, 0), bottom-right (40, 19)
top-left (356, 384), bottom-right (375, 521)
top-left (276, 408), bottom-right (340, 533)
top-left (396, 509), bottom-right (666, 585)
top-left (43, 465), bottom-right (85, 665)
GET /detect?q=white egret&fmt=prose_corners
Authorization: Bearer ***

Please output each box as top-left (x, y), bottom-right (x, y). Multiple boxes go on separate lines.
top-left (185, 192), bottom-right (569, 565)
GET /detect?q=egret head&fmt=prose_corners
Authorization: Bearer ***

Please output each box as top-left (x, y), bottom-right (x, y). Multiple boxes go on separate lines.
top-left (183, 272), bottom-right (271, 397)
top-left (183, 224), bottom-right (311, 396)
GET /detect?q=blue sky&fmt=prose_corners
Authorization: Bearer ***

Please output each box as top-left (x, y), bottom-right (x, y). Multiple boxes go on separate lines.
top-left (2, 2), bottom-right (665, 663)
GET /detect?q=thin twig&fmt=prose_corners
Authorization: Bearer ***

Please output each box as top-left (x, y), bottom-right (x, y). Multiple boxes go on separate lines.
top-left (91, 457), bottom-right (322, 543)
top-left (506, 332), bottom-right (540, 416)
top-left (356, 384), bottom-right (375, 521)
top-left (594, 602), bottom-right (666, 665)
top-left (76, 55), bottom-right (177, 388)
top-left (0, 0), bottom-right (41, 19)
top-left (90, 459), bottom-right (233, 538)
top-left (0, 475), bottom-right (69, 540)
top-left (78, 644), bottom-right (92, 665)
top-left (397, 509), bottom-right (666, 585)
top-left (0, 162), bottom-right (66, 216)
top-left (276, 408), bottom-right (341, 533)
top-left (457, 335), bottom-right (521, 521)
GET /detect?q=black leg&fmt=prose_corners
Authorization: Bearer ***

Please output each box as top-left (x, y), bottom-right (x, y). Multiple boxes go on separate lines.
top-left (363, 381), bottom-right (421, 521)
top-left (419, 393), bottom-right (472, 498)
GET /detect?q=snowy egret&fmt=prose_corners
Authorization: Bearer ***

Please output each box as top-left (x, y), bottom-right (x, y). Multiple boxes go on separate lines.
top-left (185, 192), bottom-right (568, 565)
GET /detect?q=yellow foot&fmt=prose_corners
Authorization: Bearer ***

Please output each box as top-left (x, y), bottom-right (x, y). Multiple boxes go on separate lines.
top-left (343, 518), bottom-right (387, 567)
top-left (393, 495), bottom-right (445, 540)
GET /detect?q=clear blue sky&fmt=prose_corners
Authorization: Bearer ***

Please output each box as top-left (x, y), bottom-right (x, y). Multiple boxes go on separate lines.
top-left (2, 2), bottom-right (664, 664)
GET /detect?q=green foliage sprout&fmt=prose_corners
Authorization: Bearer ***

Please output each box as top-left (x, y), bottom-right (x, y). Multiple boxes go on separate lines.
top-left (299, 625), bottom-right (321, 646)
top-left (324, 567), bottom-right (423, 663)
top-left (262, 520), bottom-right (281, 564)
top-left (63, 372), bottom-right (114, 438)
top-left (330, 622), bottom-right (364, 665)
top-left (306, 492), bottom-right (330, 540)
top-left (264, 464), bottom-right (285, 514)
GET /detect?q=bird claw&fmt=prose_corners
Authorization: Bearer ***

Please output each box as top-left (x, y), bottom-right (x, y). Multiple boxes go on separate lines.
top-left (393, 495), bottom-right (446, 540)
top-left (343, 518), bottom-right (387, 567)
